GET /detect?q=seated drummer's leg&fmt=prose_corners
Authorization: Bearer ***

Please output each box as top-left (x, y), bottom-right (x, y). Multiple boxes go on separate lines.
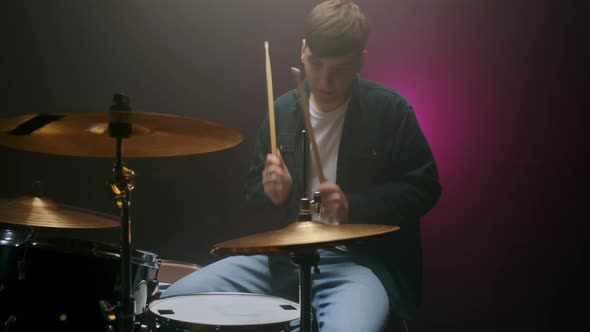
top-left (161, 255), bottom-right (273, 297)
top-left (311, 249), bottom-right (392, 332)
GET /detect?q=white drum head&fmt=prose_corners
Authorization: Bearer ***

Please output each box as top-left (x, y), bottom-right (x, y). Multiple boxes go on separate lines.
top-left (149, 293), bottom-right (300, 326)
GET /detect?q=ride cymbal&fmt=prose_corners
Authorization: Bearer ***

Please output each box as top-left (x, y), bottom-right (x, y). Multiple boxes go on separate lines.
top-left (0, 111), bottom-right (243, 158)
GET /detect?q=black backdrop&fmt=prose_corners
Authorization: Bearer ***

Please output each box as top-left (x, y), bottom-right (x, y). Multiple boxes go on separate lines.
top-left (1, 1), bottom-right (586, 331)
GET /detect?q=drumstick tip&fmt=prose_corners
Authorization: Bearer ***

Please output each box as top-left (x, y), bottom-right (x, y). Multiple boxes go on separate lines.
top-left (265, 41), bottom-right (269, 49)
top-left (290, 67), bottom-right (301, 75)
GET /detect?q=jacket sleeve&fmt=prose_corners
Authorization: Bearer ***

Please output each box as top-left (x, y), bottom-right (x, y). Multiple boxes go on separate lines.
top-left (243, 112), bottom-right (276, 210)
top-left (346, 102), bottom-right (442, 226)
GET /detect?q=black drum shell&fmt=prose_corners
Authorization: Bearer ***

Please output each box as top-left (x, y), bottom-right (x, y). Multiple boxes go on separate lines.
top-left (0, 229), bottom-right (159, 331)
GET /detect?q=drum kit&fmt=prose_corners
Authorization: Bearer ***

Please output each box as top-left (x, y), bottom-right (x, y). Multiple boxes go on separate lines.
top-left (0, 93), bottom-right (399, 331)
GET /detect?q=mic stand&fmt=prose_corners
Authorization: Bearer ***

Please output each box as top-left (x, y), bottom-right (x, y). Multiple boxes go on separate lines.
top-left (301, 129), bottom-right (322, 214)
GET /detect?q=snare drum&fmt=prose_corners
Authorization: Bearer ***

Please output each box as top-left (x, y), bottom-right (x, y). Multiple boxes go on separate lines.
top-left (0, 229), bottom-right (159, 331)
top-left (147, 293), bottom-right (300, 332)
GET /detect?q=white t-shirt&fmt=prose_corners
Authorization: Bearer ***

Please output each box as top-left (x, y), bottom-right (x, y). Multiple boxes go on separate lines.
top-left (306, 98), bottom-right (349, 225)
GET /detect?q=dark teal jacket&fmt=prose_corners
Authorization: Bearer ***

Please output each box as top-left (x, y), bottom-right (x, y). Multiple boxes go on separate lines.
top-left (244, 78), bottom-right (441, 319)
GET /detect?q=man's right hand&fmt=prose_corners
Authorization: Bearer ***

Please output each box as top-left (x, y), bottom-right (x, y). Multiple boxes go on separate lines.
top-left (262, 150), bottom-right (292, 206)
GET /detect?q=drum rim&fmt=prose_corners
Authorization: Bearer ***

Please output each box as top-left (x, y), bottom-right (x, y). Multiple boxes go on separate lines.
top-left (151, 292), bottom-right (300, 305)
top-left (157, 258), bottom-right (201, 269)
top-left (0, 228), bottom-right (31, 246)
top-left (29, 236), bottom-right (160, 268)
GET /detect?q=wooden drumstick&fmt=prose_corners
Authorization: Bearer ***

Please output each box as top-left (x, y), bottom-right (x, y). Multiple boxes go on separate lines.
top-left (265, 41), bottom-right (277, 155)
top-left (290, 67), bottom-right (326, 183)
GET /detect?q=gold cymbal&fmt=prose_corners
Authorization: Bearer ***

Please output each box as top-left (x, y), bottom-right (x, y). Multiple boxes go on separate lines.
top-left (0, 111), bottom-right (243, 157)
top-left (0, 196), bottom-right (119, 229)
top-left (212, 221), bottom-right (399, 255)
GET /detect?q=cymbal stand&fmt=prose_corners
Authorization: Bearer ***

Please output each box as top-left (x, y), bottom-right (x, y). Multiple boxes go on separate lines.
top-left (291, 249), bottom-right (319, 332)
top-left (290, 198), bottom-right (321, 332)
top-left (293, 130), bottom-right (324, 332)
top-left (108, 93), bottom-right (136, 332)
top-left (16, 226), bottom-right (37, 281)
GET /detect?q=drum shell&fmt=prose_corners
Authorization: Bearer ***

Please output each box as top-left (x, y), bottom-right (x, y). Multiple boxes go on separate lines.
top-left (0, 229), bottom-right (28, 282)
top-left (148, 321), bottom-right (292, 332)
top-left (150, 259), bottom-right (201, 299)
top-left (0, 229), bottom-right (159, 331)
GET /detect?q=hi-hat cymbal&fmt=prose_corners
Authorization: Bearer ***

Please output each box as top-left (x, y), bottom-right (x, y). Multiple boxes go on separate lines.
top-left (211, 221), bottom-right (399, 255)
top-left (0, 111), bottom-right (243, 157)
top-left (0, 196), bottom-right (119, 228)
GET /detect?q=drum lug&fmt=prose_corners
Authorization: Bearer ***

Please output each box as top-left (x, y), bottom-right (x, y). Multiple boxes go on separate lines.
top-left (133, 322), bottom-right (151, 332)
top-left (99, 299), bottom-right (117, 323)
top-left (147, 278), bottom-right (159, 302)
top-left (3, 315), bottom-right (17, 332)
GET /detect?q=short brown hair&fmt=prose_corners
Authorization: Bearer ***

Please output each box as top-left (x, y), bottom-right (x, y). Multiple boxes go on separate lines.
top-left (304, 0), bottom-right (368, 57)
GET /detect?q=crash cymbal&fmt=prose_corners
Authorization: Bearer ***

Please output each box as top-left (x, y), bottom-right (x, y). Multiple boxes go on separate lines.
top-left (0, 196), bottom-right (119, 228)
top-left (212, 221), bottom-right (399, 255)
top-left (0, 111), bottom-right (243, 157)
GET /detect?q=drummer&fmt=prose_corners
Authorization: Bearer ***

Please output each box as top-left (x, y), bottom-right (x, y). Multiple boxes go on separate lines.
top-left (163, 0), bottom-right (441, 331)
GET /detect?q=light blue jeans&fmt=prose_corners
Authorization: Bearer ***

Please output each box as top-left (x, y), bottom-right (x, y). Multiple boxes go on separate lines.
top-left (161, 249), bottom-right (394, 332)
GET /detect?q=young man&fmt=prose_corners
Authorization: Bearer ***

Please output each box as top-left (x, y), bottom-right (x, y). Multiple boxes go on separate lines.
top-left (163, 1), bottom-right (441, 331)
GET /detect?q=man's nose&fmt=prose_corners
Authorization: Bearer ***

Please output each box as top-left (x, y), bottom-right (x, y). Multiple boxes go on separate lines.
top-left (318, 70), bottom-right (333, 90)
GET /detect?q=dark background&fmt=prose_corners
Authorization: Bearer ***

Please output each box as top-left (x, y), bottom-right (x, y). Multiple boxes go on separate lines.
top-left (1, 1), bottom-right (587, 331)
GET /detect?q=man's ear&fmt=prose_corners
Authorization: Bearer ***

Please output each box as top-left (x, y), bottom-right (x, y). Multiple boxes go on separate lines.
top-left (359, 49), bottom-right (368, 72)
top-left (301, 39), bottom-right (307, 63)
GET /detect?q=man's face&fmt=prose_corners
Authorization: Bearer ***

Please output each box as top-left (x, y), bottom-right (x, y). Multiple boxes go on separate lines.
top-left (301, 39), bottom-right (365, 110)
